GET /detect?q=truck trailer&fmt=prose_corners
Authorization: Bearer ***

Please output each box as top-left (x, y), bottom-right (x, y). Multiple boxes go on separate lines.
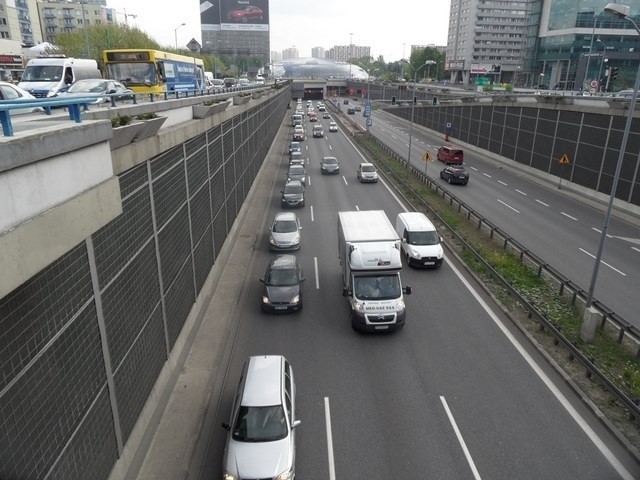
top-left (337, 210), bottom-right (411, 332)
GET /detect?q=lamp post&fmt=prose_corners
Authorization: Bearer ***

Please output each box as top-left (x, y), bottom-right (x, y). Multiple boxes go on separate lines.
top-left (349, 32), bottom-right (354, 79)
top-left (583, 12), bottom-right (599, 92)
top-left (596, 39), bottom-right (610, 93)
top-left (401, 59), bottom-right (429, 169)
top-left (424, 60), bottom-right (436, 82)
top-left (583, 4), bottom-right (640, 337)
top-left (174, 22), bottom-right (186, 50)
top-left (81, 0), bottom-right (90, 58)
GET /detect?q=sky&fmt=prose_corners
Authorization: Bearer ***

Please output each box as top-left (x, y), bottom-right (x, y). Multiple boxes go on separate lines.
top-left (105, 0), bottom-right (452, 62)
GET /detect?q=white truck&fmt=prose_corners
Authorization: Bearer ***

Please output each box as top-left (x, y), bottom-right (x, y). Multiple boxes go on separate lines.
top-left (338, 210), bottom-right (411, 332)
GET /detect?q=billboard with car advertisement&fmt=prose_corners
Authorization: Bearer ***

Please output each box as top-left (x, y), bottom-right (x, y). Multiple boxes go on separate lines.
top-left (201, 0), bottom-right (269, 32)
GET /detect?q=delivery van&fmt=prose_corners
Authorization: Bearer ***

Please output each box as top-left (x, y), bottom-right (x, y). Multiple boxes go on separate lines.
top-left (396, 212), bottom-right (444, 268)
top-left (18, 57), bottom-right (101, 98)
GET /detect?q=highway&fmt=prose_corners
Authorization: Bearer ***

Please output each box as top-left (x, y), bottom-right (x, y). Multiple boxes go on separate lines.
top-left (193, 108), bottom-right (640, 479)
top-left (343, 97), bottom-right (640, 327)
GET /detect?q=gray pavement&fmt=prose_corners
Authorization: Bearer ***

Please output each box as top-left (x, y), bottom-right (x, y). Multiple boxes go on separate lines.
top-left (116, 116), bottom-right (290, 480)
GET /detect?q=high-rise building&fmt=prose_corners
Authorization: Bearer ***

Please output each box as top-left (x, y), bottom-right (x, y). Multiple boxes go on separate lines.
top-left (271, 50), bottom-right (282, 63)
top-left (311, 46), bottom-right (325, 59)
top-left (200, 0), bottom-right (270, 73)
top-left (328, 44), bottom-right (371, 62)
top-left (411, 44), bottom-right (446, 55)
top-left (38, 0), bottom-right (112, 46)
top-left (445, 0), bottom-right (538, 86)
top-left (282, 46), bottom-right (299, 60)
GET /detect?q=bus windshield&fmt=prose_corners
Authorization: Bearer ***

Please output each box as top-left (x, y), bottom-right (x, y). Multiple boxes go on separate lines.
top-left (105, 63), bottom-right (156, 87)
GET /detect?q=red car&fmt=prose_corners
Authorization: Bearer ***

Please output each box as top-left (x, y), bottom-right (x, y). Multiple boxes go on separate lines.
top-left (227, 6), bottom-right (263, 22)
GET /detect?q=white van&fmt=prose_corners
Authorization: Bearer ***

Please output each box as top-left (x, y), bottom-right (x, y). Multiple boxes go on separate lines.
top-left (19, 57), bottom-right (100, 98)
top-left (396, 212), bottom-right (444, 268)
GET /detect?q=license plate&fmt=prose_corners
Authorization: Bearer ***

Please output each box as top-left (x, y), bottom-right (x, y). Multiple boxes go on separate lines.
top-left (374, 325), bottom-right (389, 330)
top-left (424, 261), bottom-right (435, 265)
top-left (275, 306), bottom-right (287, 310)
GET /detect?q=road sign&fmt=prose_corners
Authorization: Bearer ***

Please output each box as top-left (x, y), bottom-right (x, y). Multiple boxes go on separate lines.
top-left (590, 80), bottom-right (598, 88)
top-left (422, 152), bottom-right (432, 162)
top-left (364, 101), bottom-right (371, 117)
top-left (559, 154), bottom-right (571, 165)
top-left (186, 38), bottom-right (201, 52)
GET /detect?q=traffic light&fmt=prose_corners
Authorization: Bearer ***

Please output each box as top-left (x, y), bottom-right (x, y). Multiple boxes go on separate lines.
top-left (433, 96), bottom-right (438, 105)
top-left (413, 96), bottom-right (417, 105)
top-left (610, 66), bottom-right (619, 86)
top-left (391, 95), bottom-right (396, 105)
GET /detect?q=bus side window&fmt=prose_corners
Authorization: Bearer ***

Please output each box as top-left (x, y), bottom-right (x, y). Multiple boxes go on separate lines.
top-left (156, 62), bottom-right (166, 82)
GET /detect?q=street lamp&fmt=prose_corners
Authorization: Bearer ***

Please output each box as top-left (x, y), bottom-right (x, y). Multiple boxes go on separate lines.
top-left (583, 12), bottom-right (600, 92)
top-left (424, 60), bottom-right (436, 82)
top-left (174, 22), bottom-right (186, 50)
top-left (596, 39), bottom-right (610, 93)
top-left (401, 59), bottom-right (429, 170)
top-left (583, 3), bottom-right (640, 337)
top-left (536, 72), bottom-right (544, 93)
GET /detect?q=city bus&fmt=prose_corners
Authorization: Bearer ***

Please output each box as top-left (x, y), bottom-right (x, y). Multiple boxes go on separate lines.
top-left (102, 49), bottom-right (206, 95)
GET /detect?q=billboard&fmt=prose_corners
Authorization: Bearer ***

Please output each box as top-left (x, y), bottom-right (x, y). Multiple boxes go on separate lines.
top-left (201, 0), bottom-right (269, 32)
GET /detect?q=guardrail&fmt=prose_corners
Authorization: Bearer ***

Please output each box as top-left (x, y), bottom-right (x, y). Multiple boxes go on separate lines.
top-left (353, 133), bottom-right (640, 420)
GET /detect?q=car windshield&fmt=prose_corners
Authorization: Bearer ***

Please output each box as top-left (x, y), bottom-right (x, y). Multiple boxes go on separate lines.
top-left (284, 184), bottom-right (303, 194)
top-left (323, 158), bottom-right (337, 165)
top-left (273, 220), bottom-right (297, 233)
top-left (69, 80), bottom-right (107, 93)
top-left (407, 231), bottom-right (439, 246)
top-left (20, 65), bottom-right (63, 82)
top-left (361, 165), bottom-right (375, 172)
top-left (232, 405), bottom-right (287, 442)
top-left (266, 267), bottom-right (299, 286)
top-left (354, 275), bottom-right (401, 300)
top-left (289, 167), bottom-right (304, 175)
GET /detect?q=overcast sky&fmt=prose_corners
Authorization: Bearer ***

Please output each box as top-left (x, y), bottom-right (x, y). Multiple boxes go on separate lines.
top-left (106, 0), bottom-right (452, 62)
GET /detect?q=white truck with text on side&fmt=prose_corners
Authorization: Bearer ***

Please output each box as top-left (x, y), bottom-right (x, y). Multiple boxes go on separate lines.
top-left (338, 210), bottom-right (412, 332)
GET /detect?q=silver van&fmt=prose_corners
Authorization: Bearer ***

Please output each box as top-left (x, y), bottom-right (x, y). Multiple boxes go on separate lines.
top-left (222, 355), bottom-right (300, 480)
top-left (396, 212), bottom-right (444, 268)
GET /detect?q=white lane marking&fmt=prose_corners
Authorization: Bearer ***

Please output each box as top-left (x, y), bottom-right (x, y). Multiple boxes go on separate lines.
top-left (578, 248), bottom-right (626, 276)
top-left (355, 205), bottom-right (360, 211)
top-left (483, 173), bottom-right (492, 178)
top-left (591, 228), bottom-right (612, 238)
top-left (633, 247), bottom-right (640, 254)
top-left (445, 259), bottom-right (635, 480)
top-left (469, 166), bottom-right (479, 171)
top-left (324, 397), bottom-right (337, 480)
top-left (404, 143), bottom-right (410, 148)
top-left (310, 205), bottom-right (314, 222)
top-left (314, 256), bottom-right (320, 289)
top-left (440, 396), bottom-right (482, 480)
top-left (535, 199), bottom-right (550, 207)
top-left (561, 212), bottom-right (578, 221)
top-left (497, 199), bottom-right (520, 213)
top-left (307, 176), bottom-right (311, 187)
top-left (498, 180), bottom-right (508, 186)
top-left (515, 189), bottom-right (527, 196)
top-left (329, 144), bottom-right (333, 150)
top-left (342, 176), bottom-right (348, 186)
top-left (392, 135), bottom-right (397, 139)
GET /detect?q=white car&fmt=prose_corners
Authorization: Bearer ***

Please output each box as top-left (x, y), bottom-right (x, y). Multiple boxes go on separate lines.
top-left (329, 121), bottom-right (338, 132)
top-left (269, 211), bottom-right (302, 251)
top-left (0, 81), bottom-right (43, 115)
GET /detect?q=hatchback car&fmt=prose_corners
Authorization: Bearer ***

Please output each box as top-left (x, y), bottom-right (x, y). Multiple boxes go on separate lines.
top-left (289, 141), bottom-right (301, 157)
top-left (322, 112), bottom-right (331, 119)
top-left (320, 156), bottom-right (340, 174)
top-left (440, 164), bottom-right (469, 185)
top-left (289, 151), bottom-right (305, 166)
top-left (222, 355), bottom-right (300, 480)
top-left (269, 211), bottom-right (301, 251)
top-left (357, 162), bottom-right (379, 183)
top-left (0, 82), bottom-right (42, 115)
top-left (436, 145), bottom-right (464, 164)
top-left (281, 180), bottom-right (305, 208)
top-left (329, 122), bottom-right (338, 132)
top-left (287, 164), bottom-right (307, 185)
top-left (60, 79), bottom-right (133, 104)
top-left (260, 255), bottom-right (305, 312)
top-left (312, 124), bottom-right (324, 137)
top-left (293, 125), bottom-right (304, 141)
top-left (308, 112), bottom-right (318, 122)
top-left (347, 107), bottom-right (356, 114)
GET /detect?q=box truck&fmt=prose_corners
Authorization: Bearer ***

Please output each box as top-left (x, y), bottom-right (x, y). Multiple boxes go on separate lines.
top-left (337, 210), bottom-right (411, 332)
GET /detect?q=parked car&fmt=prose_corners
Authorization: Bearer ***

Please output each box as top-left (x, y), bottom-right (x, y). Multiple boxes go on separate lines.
top-left (0, 81), bottom-right (43, 115)
top-left (227, 5), bottom-right (263, 22)
top-left (440, 164), bottom-right (469, 185)
top-left (269, 211), bottom-right (301, 251)
top-left (329, 121), bottom-right (338, 132)
top-left (281, 180), bottom-right (305, 208)
top-left (221, 355), bottom-right (300, 480)
top-left (259, 255), bottom-right (305, 312)
top-left (436, 145), bottom-right (464, 164)
top-left (60, 79), bottom-right (133, 104)
top-left (320, 156), bottom-right (340, 174)
top-left (357, 162), bottom-right (378, 183)
top-left (287, 164), bottom-right (307, 185)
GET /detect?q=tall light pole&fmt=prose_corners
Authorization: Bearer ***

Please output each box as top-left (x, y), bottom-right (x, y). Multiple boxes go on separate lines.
top-left (81, 0), bottom-right (90, 58)
top-left (349, 33), bottom-right (354, 79)
top-left (584, 4), bottom-right (640, 334)
top-left (174, 22), bottom-right (186, 50)
top-left (583, 12), bottom-right (599, 92)
top-left (596, 39), bottom-right (610, 93)
top-left (401, 59), bottom-right (429, 168)
top-left (424, 60), bottom-right (436, 82)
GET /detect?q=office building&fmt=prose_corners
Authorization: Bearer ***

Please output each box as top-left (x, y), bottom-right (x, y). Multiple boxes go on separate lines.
top-left (311, 46), bottom-right (325, 59)
top-left (328, 44), bottom-right (371, 62)
top-left (282, 46), bottom-right (299, 60)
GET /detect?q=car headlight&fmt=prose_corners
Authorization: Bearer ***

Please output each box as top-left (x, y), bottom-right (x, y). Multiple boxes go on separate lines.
top-left (291, 294), bottom-right (300, 304)
top-left (410, 248), bottom-right (421, 259)
top-left (223, 472), bottom-right (238, 480)
top-left (292, 235), bottom-right (300, 245)
top-left (397, 299), bottom-right (406, 313)
top-left (270, 237), bottom-right (277, 245)
top-left (353, 301), bottom-right (364, 313)
top-left (262, 296), bottom-right (270, 304)
top-left (276, 468), bottom-right (294, 480)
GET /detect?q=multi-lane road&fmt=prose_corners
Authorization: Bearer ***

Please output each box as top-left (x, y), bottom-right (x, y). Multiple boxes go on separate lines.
top-left (193, 105), bottom-right (640, 479)
top-left (345, 99), bottom-right (640, 327)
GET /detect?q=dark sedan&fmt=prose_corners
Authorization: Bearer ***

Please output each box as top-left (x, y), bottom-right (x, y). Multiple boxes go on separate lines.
top-left (440, 164), bottom-right (469, 185)
top-left (260, 255), bottom-right (305, 312)
top-left (320, 156), bottom-right (340, 174)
